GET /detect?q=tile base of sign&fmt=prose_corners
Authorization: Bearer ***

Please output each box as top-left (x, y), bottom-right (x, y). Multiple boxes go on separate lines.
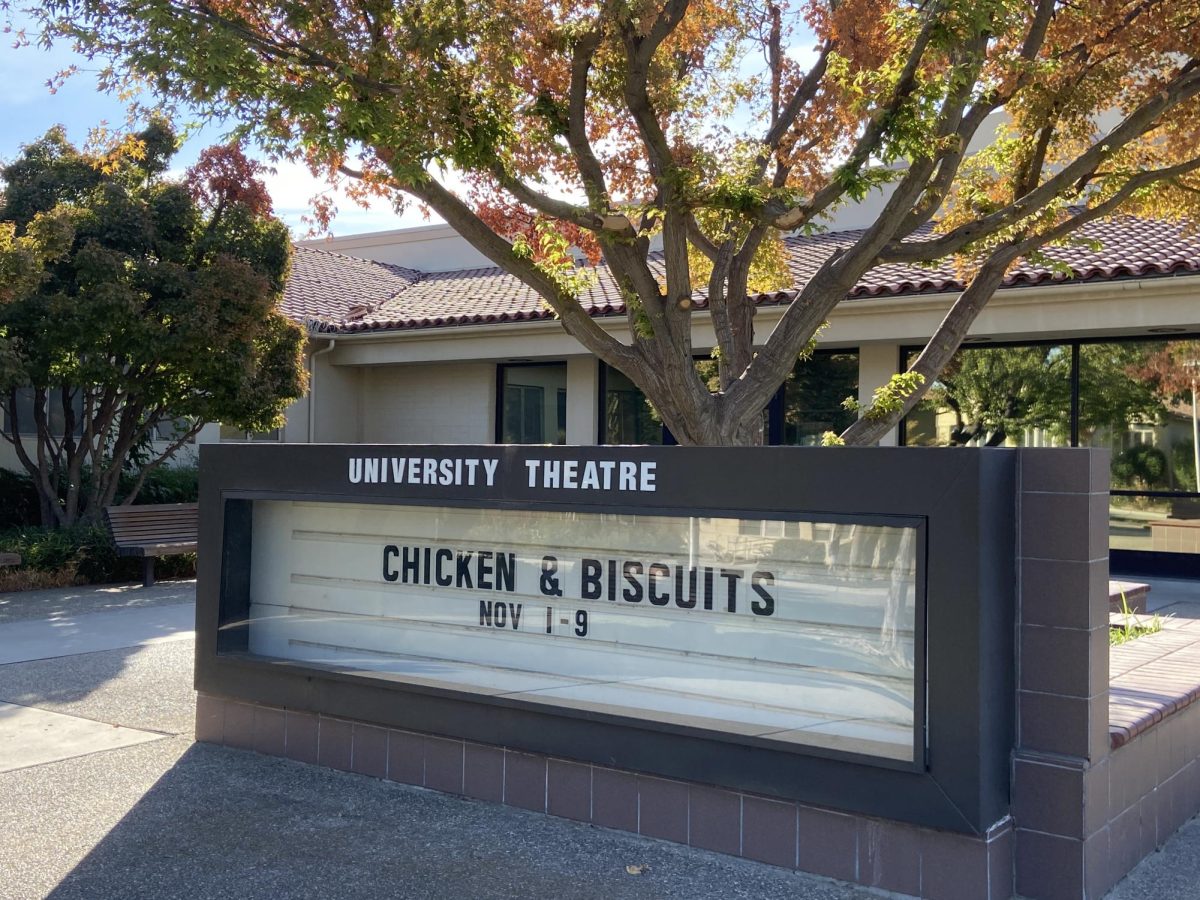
top-left (196, 693), bottom-right (1014, 900)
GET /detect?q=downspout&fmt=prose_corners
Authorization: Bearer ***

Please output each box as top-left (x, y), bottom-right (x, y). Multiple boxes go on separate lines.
top-left (307, 336), bottom-right (337, 443)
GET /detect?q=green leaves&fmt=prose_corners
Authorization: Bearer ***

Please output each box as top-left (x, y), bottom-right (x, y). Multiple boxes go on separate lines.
top-left (0, 122), bottom-right (306, 524)
top-left (845, 372), bottom-right (927, 422)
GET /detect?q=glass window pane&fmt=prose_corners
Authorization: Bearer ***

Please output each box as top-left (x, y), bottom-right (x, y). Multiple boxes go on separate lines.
top-left (10, 387), bottom-right (39, 435)
top-left (904, 345), bottom-right (1071, 447)
top-left (500, 364), bottom-right (566, 444)
top-left (781, 352), bottom-right (859, 445)
top-left (247, 499), bottom-right (919, 762)
top-left (1081, 340), bottom-right (1199, 493)
top-left (155, 417), bottom-right (195, 442)
top-left (602, 367), bottom-right (663, 445)
top-left (1079, 340), bottom-right (1200, 557)
top-left (220, 425), bottom-right (280, 442)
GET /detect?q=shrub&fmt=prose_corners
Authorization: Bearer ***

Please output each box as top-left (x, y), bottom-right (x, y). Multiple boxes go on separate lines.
top-left (0, 523), bottom-right (195, 586)
top-left (1172, 440), bottom-right (1197, 493)
top-left (1111, 444), bottom-right (1168, 490)
top-left (0, 469), bottom-right (40, 530)
top-left (117, 464), bottom-right (200, 506)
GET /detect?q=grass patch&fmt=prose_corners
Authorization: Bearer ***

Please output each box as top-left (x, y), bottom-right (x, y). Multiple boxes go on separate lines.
top-left (1110, 591), bottom-right (1163, 646)
top-left (0, 566), bottom-right (79, 593)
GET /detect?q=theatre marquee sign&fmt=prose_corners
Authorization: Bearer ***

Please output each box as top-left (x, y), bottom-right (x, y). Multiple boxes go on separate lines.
top-left (197, 444), bottom-right (1016, 830)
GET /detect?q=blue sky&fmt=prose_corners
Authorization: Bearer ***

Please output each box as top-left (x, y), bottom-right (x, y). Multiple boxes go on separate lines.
top-left (1, 11), bottom-right (820, 239)
top-left (0, 11), bottom-right (421, 236)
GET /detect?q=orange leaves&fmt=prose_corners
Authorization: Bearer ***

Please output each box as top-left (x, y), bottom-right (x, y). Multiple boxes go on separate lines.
top-left (186, 144), bottom-right (274, 215)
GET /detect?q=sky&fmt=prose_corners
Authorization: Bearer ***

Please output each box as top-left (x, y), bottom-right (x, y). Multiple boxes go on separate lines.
top-left (0, 10), bottom-right (820, 240)
top-left (0, 11), bottom-right (427, 237)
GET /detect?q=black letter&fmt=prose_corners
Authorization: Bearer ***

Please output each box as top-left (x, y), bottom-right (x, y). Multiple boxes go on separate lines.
top-left (581, 558), bottom-right (603, 600)
top-left (479, 601), bottom-right (494, 626)
top-left (751, 572), bottom-right (775, 616)
top-left (648, 563), bottom-right (671, 606)
top-left (383, 545), bottom-right (399, 582)
top-left (622, 561), bottom-right (644, 603)
top-left (477, 550), bottom-right (494, 590)
top-left (456, 551), bottom-right (475, 588)
top-left (401, 546), bottom-right (420, 584)
top-left (675, 568), bottom-right (698, 609)
top-left (435, 549), bottom-right (453, 586)
top-left (720, 569), bottom-right (743, 613)
top-left (496, 553), bottom-right (516, 592)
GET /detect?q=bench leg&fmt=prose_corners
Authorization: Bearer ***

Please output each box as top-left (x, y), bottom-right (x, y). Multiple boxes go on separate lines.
top-left (142, 557), bottom-right (156, 588)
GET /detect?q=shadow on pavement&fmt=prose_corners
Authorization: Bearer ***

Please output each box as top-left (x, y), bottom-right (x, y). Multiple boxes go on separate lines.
top-left (0, 645), bottom-right (144, 708)
top-left (0, 579), bottom-right (196, 625)
top-left (44, 742), bottom-right (866, 900)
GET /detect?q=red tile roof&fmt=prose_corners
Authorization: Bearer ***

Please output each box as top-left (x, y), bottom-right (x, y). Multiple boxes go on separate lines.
top-left (282, 246), bottom-right (422, 327)
top-left (290, 216), bottom-right (1200, 335)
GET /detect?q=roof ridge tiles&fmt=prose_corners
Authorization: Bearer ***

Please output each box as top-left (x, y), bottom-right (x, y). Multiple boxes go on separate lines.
top-left (292, 243), bottom-right (425, 280)
top-left (287, 215), bottom-right (1200, 335)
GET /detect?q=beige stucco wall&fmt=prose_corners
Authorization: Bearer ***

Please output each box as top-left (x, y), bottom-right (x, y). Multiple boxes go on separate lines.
top-left (359, 362), bottom-right (495, 444)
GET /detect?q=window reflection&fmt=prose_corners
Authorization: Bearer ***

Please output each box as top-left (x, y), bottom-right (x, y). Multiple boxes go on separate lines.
top-left (904, 345), bottom-right (1071, 447)
top-left (499, 364), bottom-right (567, 445)
top-left (781, 352), bottom-right (859, 445)
top-left (603, 367), bottom-right (663, 445)
top-left (901, 337), bottom-right (1200, 563)
top-left (1079, 340), bottom-right (1200, 553)
top-left (600, 351), bottom-right (860, 446)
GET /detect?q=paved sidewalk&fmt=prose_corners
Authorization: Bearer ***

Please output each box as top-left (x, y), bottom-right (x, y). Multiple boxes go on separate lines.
top-left (1, 580), bottom-right (1198, 899)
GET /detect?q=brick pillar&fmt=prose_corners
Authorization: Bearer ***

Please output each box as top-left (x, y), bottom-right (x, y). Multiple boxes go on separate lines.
top-left (1012, 449), bottom-right (1112, 900)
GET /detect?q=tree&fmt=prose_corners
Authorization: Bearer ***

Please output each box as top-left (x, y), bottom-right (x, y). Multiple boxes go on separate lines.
top-left (26, 0), bottom-right (1200, 445)
top-left (0, 123), bottom-right (307, 526)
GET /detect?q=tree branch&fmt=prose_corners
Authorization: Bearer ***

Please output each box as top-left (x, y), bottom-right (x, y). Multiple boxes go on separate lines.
top-left (881, 61), bottom-right (1200, 263)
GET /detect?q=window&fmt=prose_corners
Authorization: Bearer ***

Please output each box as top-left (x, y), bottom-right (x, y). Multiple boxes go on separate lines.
top-left (220, 425), bottom-right (282, 442)
top-left (778, 352), bottom-right (860, 445)
top-left (599, 350), bottom-right (861, 446)
top-left (3, 387), bottom-right (84, 437)
top-left (154, 417), bottom-right (196, 442)
top-left (903, 343), bottom-right (1072, 448)
top-left (601, 366), bottom-right (663, 445)
top-left (498, 363), bottom-right (567, 444)
top-left (901, 336), bottom-right (1200, 570)
top-left (1078, 340), bottom-right (1200, 557)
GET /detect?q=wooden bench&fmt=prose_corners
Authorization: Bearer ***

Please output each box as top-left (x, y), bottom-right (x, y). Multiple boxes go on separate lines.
top-left (0, 552), bottom-right (20, 567)
top-left (103, 503), bottom-right (198, 587)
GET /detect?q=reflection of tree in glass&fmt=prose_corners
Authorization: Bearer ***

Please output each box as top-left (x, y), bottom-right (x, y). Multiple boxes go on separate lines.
top-left (1121, 340), bottom-right (1200, 493)
top-left (1127, 341), bottom-right (1200, 400)
top-left (783, 354), bottom-right (858, 445)
top-left (1077, 343), bottom-right (1165, 442)
top-left (923, 346), bottom-right (1072, 446)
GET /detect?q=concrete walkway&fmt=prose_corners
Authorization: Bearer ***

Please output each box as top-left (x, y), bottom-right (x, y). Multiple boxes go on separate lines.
top-left (0, 579), bottom-right (1198, 900)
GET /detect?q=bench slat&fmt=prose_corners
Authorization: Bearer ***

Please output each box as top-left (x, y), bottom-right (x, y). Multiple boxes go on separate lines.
top-left (103, 503), bottom-right (199, 585)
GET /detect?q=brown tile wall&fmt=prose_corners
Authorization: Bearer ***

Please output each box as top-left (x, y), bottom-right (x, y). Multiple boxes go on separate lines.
top-left (1013, 451), bottom-right (1111, 900)
top-left (1013, 450), bottom-right (1200, 900)
top-left (195, 691), bottom-right (1014, 899)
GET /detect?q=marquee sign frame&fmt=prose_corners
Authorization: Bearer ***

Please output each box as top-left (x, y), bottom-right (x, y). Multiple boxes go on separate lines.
top-left (196, 443), bottom-right (1016, 833)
